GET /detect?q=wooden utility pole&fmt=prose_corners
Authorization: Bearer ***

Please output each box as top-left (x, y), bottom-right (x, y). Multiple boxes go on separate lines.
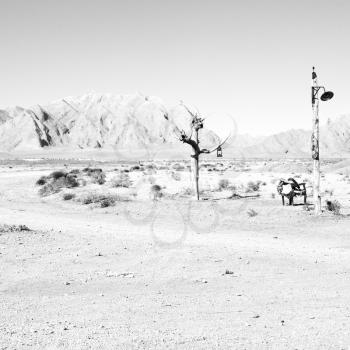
top-left (311, 67), bottom-right (321, 215)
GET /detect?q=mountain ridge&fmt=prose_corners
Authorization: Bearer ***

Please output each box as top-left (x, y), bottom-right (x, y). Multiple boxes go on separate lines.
top-left (0, 93), bottom-right (350, 159)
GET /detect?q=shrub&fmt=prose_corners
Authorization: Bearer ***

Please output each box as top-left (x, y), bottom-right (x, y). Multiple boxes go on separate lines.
top-left (150, 184), bottom-right (162, 200)
top-left (83, 168), bottom-right (106, 185)
top-left (100, 197), bottom-right (116, 208)
top-left (36, 176), bottom-right (47, 186)
top-left (62, 193), bottom-right (75, 201)
top-left (218, 179), bottom-right (230, 190)
top-left (151, 184), bottom-right (161, 192)
top-left (172, 163), bottom-right (185, 171)
top-left (182, 187), bottom-right (194, 196)
top-left (78, 193), bottom-right (124, 207)
top-left (171, 172), bottom-right (181, 181)
top-left (110, 173), bottom-right (132, 188)
top-left (51, 171), bottom-right (67, 180)
top-left (326, 200), bottom-right (341, 215)
top-left (245, 181), bottom-right (260, 193)
top-left (39, 184), bottom-right (56, 197)
top-left (0, 224), bottom-right (31, 233)
top-left (90, 171), bottom-right (106, 185)
top-left (65, 174), bottom-right (79, 188)
top-left (247, 208), bottom-right (258, 217)
top-left (37, 172), bottom-right (79, 197)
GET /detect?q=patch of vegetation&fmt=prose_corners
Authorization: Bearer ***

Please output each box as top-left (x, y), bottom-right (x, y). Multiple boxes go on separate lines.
top-left (36, 176), bottom-right (47, 186)
top-left (218, 179), bottom-right (230, 190)
top-left (77, 193), bottom-right (125, 207)
top-left (150, 184), bottom-right (163, 200)
top-left (172, 163), bottom-right (185, 171)
top-left (0, 224), bottom-right (31, 233)
top-left (51, 170), bottom-right (67, 180)
top-left (171, 172), bottom-right (181, 181)
top-left (110, 173), bottom-right (132, 188)
top-left (245, 181), bottom-right (261, 193)
top-left (181, 187), bottom-right (194, 196)
top-left (62, 192), bottom-right (75, 201)
top-left (37, 171), bottom-right (79, 196)
top-left (326, 200), bottom-right (341, 215)
top-left (247, 208), bottom-right (258, 217)
top-left (83, 168), bottom-right (106, 185)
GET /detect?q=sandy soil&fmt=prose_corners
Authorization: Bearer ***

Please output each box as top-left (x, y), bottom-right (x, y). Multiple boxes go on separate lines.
top-left (1, 162), bottom-right (350, 349)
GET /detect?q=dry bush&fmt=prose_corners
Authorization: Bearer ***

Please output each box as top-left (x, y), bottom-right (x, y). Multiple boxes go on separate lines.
top-left (36, 176), bottom-right (47, 186)
top-left (0, 224), bottom-right (31, 233)
top-left (218, 179), bottom-right (230, 190)
top-left (83, 168), bottom-right (106, 185)
top-left (110, 173), bottom-right (132, 188)
top-left (247, 208), bottom-right (258, 217)
top-left (77, 193), bottom-right (125, 207)
top-left (171, 172), bottom-right (181, 181)
top-left (181, 187), bottom-right (194, 196)
top-left (150, 184), bottom-right (162, 200)
top-left (130, 165), bottom-right (141, 171)
top-left (51, 170), bottom-right (66, 180)
top-left (38, 171), bottom-right (79, 196)
top-left (172, 163), bottom-right (185, 171)
top-left (326, 200), bottom-right (341, 215)
top-left (146, 164), bottom-right (156, 170)
top-left (245, 181), bottom-right (261, 193)
top-left (62, 192), bottom-right (75, 201)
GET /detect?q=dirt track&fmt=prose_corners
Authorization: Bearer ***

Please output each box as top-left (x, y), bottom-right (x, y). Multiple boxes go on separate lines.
top-left (1, 168), bottom-right (350, 349)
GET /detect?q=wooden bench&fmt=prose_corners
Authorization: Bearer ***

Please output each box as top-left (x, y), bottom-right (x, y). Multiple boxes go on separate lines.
top-left (277, 178), bottom-right (307, 206)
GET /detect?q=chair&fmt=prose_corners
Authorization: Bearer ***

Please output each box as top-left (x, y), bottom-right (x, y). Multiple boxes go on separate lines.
top-left (277, 178), bottom-right (307, 206)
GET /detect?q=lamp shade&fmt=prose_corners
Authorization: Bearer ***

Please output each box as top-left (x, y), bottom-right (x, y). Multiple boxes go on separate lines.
top-left (320, 91), bottom-right (334, 101)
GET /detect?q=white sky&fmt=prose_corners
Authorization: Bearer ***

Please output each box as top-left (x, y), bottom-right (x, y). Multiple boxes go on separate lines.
top-left (1, 0), bottom-right (349, 137)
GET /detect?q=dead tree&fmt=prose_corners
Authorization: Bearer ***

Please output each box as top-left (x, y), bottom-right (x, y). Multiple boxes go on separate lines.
top-left (175, 105), bottom-right (229, 200)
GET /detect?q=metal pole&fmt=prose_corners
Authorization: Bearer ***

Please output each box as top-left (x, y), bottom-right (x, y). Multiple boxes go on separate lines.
top-left (311, 68), bottom-right (321, 215)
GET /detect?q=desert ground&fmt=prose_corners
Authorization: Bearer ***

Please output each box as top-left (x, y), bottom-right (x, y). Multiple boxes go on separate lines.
top-left (1, 157), bottom-right (350, 349)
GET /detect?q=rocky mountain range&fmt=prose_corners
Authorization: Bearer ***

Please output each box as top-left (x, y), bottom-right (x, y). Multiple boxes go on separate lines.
top-left (0, 93), bottom-right (349, 159)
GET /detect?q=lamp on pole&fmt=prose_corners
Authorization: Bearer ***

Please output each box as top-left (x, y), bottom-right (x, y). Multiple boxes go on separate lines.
top-left (311, 67), bottom-right (334, 215)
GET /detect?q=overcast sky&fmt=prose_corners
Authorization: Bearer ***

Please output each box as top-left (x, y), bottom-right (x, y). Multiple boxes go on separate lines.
top-left (1, 0), bottom-right (349, 136)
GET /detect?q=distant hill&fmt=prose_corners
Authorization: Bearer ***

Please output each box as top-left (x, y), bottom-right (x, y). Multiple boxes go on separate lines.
top-left (230, 115), bottom-right (350, 158)
top-left (0, 93), bottom-right (350, 159)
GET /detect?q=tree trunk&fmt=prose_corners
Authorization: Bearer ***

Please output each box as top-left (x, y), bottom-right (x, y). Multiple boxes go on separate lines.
top-left (194, 155), bottom-right (199, 200)
top-left (193, 129), bottom-right (200, 200)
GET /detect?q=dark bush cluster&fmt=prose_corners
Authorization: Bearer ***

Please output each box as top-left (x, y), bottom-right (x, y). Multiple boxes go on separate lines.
top-left (326, 200), bottom-right (341, 215)
top-left (82, 168), bottom-right (106, 185)
top-left (36, 170), bottom-right (79, 196)
top-left (79, 193), bottom-right (123, 207)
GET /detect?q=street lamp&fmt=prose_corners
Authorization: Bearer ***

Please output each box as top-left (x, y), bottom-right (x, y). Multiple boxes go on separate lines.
top-left (311, 67), bottom-right (334, 215)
